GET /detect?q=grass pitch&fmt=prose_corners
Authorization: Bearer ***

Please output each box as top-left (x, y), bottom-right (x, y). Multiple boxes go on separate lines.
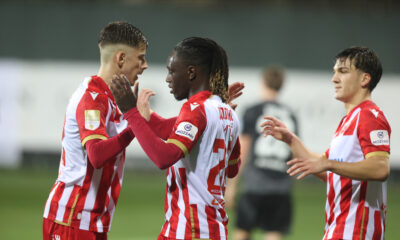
top-left (0, 168), bottom-right (399, 240)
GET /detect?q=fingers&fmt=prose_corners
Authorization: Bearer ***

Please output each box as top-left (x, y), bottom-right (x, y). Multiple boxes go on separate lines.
top-left (133, 81), bottom-right (139, 97)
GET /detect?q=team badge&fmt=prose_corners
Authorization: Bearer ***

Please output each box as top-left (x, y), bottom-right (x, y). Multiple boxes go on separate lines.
top-left (175, 122), bottom-right (198, 141)
top-left (370, 130), bottom-right (389, 146)
top-left (85, 110), bottom-right (100, 130)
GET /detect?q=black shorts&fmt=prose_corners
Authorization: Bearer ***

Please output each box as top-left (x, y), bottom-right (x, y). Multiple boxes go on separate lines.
top-left (235, 193), bottom-right (292, 234)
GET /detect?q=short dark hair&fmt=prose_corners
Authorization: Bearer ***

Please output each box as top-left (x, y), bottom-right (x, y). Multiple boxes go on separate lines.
top-left (98, 21), bottom-right (148, 48)
top-left (174, 37), bottom-right (229, 102)
top-left (335, 46), bottom-right (382, 92)
top-left (263, 66), bottom-right (285, 92)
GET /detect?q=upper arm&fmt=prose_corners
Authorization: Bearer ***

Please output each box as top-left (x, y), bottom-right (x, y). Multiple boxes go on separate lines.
top-left (166, 102), bottom-right (207, 156)
top-left (76, 92), bottom-right (109, 147)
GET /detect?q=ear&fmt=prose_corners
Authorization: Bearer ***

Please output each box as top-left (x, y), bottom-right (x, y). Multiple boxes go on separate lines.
top-left (187, 65), bottom-right (197, 81)
top-left (361, 72), bottom-right (371, 89)
top-left (115, 51), bottom-right (126, 69)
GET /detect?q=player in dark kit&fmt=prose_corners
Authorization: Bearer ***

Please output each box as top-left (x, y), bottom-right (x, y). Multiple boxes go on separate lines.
top-left (226, 66), bottom-right (297, 240)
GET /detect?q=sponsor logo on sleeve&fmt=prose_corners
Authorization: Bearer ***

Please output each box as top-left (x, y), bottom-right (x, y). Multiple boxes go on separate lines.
top-left (85, 110), bottom-right (100, 130)
top-left (175, 122), bottom-right (198, 141)
top-left (370, 130), bottom-right (389, 145)
top-left (370, 109), bottom-right (379, 118)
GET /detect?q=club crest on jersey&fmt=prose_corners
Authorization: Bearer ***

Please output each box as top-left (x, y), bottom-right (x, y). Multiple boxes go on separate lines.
top-left (85, 110), bottom-right (100, 130)
top-left (175, 122), bottom-right (198, 141)
top-left (370, 130), bottom-right (389, 145)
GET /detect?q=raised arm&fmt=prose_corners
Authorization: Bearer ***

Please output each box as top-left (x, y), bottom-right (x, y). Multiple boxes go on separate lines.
top-left (261, 116), bottom-right (327, 181)
top-left (136, 88), bottom-right (177, 140)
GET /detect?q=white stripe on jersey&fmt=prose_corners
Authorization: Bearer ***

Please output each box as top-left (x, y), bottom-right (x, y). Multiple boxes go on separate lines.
top-left (80, 168), bottom-right (103, 230)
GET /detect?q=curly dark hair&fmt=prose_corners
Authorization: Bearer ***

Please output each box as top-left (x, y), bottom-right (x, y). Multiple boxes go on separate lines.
top-left (174, 37), bottom-right (229, 102)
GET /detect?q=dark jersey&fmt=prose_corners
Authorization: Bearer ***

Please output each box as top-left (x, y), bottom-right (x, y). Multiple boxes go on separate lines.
top-left (242, 101), bottom-right (298, 194)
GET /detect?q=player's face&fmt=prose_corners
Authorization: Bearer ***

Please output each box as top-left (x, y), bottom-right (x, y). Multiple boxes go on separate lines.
top-left (121, 44), bottom-right (148, 86)
top-left (166, 51), bottom-right (191, 100)
top-left (331, 58), bottom-right (365, 103)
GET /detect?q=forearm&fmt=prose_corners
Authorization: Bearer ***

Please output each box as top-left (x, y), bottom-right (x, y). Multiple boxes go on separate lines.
top-left (148, 112), bottom-right (177, 140)
top-left (289, 135), bottom-right (327, 181)
top-left (327, 154), bottom-right (390, 181)
top-left (86, 127), bottom-right (135, 169)
top-left (124, 108), bottom-right (183, 169)
top-left (289, 134), bottom-right (320, 159)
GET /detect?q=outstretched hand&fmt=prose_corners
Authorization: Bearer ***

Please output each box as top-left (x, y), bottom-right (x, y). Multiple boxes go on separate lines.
top-left (260, 116), bottom-right (294, 145)
top-left (137, 88), bottom-right (156, 121)
top-left (109, 75), bottom-right (138, 114)
top-left (227, 82), bottom-right (244, 110)
top-left (287, 156), bottom-right (329, 180)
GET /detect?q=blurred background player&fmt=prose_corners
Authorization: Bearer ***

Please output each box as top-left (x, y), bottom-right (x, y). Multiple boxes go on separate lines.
top-left (42, 22), bottom-right (148, 240)
top-left (110, 37), bottom-right (242, 240)
top-left (261, 47), bottom-right (391, 239)
top-left (226, 66), bottom-right (298, 240)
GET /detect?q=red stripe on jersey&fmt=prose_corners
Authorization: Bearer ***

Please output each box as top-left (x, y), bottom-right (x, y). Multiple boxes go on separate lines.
top-left (372, 211), bottom-right (382, 240)
top-left (74, 163), bottom-right (95, 227)
top-left (190, 204), bottom-right (200, 238)
top-left (327, 173), bottom-right (336, 226)
top-left (178, 168), bottom-right (192, 238)
top-left (352, 181), bottom-right (368, 239)
top-left (333, 177), bottom-right (353, 238)
top-left (61, 148), bottom-right (66, 166)
top-left (218, 208), bottom-right (228, 237)
top-left (110, 172), bottom-right (121, 206)
top-left (90, 159), bottom-right (116, 231)
top-left (168, 166), bottom-right (180, 238)
top-left (205, 205), bottom-right (220, 238)
top-left (361, 207), bottom-right (369, 240)
top-left (160, 171), bottom-right (170, 237)
top-left (100, 194), bottom-right (111, 229)
top-left (62, 185), bottom-right (81, 223)
top-left (49, 182), bottom-right (66, 219)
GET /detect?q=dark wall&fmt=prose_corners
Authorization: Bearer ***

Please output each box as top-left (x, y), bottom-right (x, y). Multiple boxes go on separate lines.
top-left (1, 1), bottom-right (399, 72)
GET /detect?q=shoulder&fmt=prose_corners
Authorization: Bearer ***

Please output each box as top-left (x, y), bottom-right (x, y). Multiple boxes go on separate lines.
top-left (358, 102), bottom-right (391, 132)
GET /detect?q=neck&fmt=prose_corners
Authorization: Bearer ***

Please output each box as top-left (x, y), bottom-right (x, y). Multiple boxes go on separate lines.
top-left (188, 78), bottom-right (210, 99)
top-left (97, 64), bottom-right (116, 87)
top-left (262, 88), bottom-right (278, 101)
top-left (343, 91), bottom-right (371, 114)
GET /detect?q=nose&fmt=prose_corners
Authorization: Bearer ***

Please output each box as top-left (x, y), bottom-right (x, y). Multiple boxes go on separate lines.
top-left (331, 73), bottom-right (339, 83)
top-left (142, 61), bottom-right (148, 70)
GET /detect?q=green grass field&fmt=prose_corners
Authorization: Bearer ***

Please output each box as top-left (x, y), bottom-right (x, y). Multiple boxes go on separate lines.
top-left (0, 168), bottom-right (399, 240)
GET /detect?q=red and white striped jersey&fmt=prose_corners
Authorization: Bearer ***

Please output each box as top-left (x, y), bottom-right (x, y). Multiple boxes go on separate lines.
top-left (324, 100), bottom-right (391, 240)
top-left (43, 76), bottom-right (128, 233)
top-left (161, 91), bottom-right (241, 240)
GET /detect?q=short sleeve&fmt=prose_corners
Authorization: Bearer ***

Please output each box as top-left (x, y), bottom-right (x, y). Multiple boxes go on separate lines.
top-left (357, 109), bottom-right (391, 156)
top-left (166, 102), bottom-right (207, 156)
top-left (76, 92), bottom-right (109, 147)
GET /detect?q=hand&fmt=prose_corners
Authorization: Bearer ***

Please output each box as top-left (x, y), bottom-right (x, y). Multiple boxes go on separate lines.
top-left (260, 116), bottom-right (294, 144)
top-left (227, 82), bottom-right (244, 110)
top-left (287, 156), bottom-right (329, 180)
top-left (137, 88), bottom-right (156, 121)
top-left (109, 74), bottom-right (138, 114)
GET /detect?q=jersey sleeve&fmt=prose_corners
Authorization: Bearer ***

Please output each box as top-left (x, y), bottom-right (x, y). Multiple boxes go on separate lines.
top-left (166, 102), bottom-right (207, 156)
top-left (76, 91), bottom-right (109, 147)
top-left (357, 109), bottom-right (391, 157)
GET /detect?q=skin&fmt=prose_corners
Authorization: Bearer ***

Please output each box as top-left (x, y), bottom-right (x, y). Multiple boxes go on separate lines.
top-left (110, 49), bottom-right (244, 116)
top-left (98, 43), bottom-right (148, 87)
top-left (260, 58), bottom-right (389, 182)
